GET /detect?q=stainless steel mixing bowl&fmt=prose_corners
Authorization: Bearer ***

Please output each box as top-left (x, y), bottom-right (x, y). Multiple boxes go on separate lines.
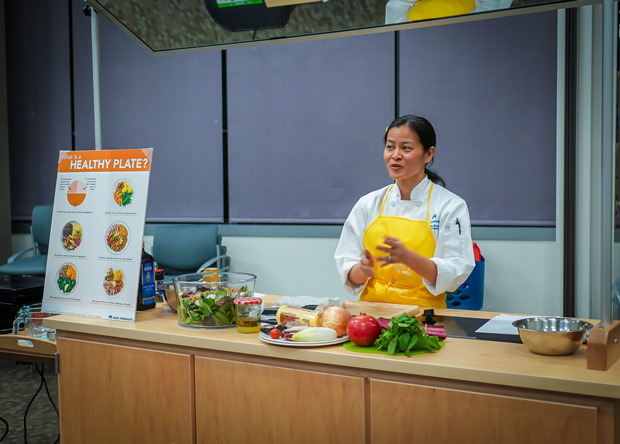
top-left (158, 283), bottom-right (178, 313)
top-left (512, 317), bottom-right (594, 356)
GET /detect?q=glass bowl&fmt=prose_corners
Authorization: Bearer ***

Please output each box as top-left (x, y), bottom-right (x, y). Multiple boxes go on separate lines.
top-left (512, 317), bottom-right (594, 356)
top-left (172, 272), bottom-right (256, 329)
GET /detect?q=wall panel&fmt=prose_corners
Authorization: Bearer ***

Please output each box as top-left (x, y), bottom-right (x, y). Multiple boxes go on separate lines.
top-left (6, 0), bottom-right (72, 220)
top-left (398, 12), bottom-right (557, 226)
top-left (6, 6), bottom-right (558, 227)
top-left (73, 7), bottom-right (225, 222)
top-left (226, 32), bottom-right (396, 223)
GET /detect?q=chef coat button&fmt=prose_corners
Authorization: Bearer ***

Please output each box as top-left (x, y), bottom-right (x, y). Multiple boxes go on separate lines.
top-left (391, 202), bottom-right (396, 207)
top-left (415, 201), bottom-right (422, 207)
top-left (444, 224), bottom-right (451, 232)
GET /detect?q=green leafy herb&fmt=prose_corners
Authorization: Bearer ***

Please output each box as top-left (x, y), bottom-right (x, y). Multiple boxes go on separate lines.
top-left (375, 313), bottom-right (443, 357)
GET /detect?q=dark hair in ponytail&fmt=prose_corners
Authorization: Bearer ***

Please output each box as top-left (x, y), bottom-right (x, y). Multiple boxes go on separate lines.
top-left (384, 115), bottom-right (446, 188)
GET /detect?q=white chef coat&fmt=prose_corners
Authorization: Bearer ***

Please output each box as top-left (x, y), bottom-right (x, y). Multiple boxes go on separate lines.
top-left (334, 176), bottom-right (475, 298)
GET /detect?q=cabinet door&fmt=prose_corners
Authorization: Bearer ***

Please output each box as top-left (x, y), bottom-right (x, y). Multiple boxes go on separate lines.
top-left (195, 357), bottom-right (365, 444)
top-left (370, 379), bottom-right (598, 444)
top-left (58, 338), bottom-right (194, 444)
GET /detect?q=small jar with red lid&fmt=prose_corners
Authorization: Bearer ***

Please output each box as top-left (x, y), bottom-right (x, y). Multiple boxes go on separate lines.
top-left (234, 297), bottom-right (262, 333)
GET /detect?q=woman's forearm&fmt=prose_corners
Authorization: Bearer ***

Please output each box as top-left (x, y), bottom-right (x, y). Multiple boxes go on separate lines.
top-left (403, 249), bottom-right (438, 284)
top-left (347, 263), bottom-right (370, 285)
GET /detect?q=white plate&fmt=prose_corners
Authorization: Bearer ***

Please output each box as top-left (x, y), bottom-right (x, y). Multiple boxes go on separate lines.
top-left (259, 332), bottom-right (349, 347)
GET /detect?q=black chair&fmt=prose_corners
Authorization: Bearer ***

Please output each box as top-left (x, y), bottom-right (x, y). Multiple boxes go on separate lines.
top-left (151, 224), bottom-right (231, 282)
top-left (0, 205), bottom-right (53, 276)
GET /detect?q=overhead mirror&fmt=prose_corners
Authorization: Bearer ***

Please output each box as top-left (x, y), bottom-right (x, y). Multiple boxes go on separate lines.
top-left (87, 0), bottom-right (586, 53)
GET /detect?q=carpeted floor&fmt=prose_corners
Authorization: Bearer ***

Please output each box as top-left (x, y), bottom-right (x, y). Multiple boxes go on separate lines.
top-left (0, 361), bottom-right (59, 444)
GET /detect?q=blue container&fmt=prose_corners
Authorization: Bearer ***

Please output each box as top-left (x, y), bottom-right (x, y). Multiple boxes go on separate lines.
top-left (445, 256), bottom-right (485, 310)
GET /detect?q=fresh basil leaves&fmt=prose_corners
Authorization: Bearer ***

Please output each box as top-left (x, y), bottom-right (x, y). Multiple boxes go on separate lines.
top-left (375, 313), bottom-right (443, 357)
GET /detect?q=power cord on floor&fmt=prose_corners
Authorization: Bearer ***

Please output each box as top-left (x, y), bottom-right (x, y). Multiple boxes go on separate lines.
top-left (23, 364), bottom-right (59, 444)
top-left (0, 416), bottom-right (8, 442)
top-left (36, 364), bottom-right (59, 444)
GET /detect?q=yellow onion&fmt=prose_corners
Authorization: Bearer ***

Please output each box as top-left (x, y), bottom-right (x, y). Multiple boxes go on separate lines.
top-left (320, 306), bottom-right (352, 337)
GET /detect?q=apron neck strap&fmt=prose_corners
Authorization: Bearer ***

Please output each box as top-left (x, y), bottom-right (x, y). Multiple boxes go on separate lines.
top-left (427, 182), bottom-right (434, 221)
top-left (378, 185), bottom-right (394, 215)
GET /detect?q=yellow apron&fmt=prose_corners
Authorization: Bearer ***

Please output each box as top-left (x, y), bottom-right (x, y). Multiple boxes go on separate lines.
top-left (408, 0), bottom-right (475, 22)
top-left (360, 184), bottom-right (446, 308)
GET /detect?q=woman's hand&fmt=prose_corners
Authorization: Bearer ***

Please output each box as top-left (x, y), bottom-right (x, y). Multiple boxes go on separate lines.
top-left (359, 249), bottom-right (375, 278)
top-left (375, 236), bottom-right (438, 284)
top-left (347, 249), bottom-right (375, 285)
top-left (376, 236), bottom-right (409, 267)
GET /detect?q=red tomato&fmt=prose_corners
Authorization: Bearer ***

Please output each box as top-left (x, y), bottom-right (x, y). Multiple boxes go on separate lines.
top-left (346, 313), bottom-right (381, 347)
top-left (270, 328), bottom-right (281, 339)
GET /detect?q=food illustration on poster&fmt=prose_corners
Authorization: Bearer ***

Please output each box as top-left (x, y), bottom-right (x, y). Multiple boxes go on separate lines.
top-left (56, 263), bottom-right (78, 295)
top-left (103, 267), bottom-right (125, 297)
top-left (113, 179), bottom-right (133, 207)
top-left (61, 221), bottom-right (83, 251)
top-left (105, 222), bottom-right (130, 255)
top-left (67, 179), bottom-right (87, 207)
top-left (42, 149), bottom-right (153, 322)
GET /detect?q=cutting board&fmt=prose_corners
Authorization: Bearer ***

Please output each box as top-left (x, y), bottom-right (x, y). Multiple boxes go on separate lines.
top-left (259, 294), bottom-right (419, 319)
top-left (344, 300), bottom-right (419, 319)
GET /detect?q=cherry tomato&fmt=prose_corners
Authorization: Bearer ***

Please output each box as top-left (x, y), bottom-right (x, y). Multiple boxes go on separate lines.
top-left (270, 328), bottom-right (281, 339)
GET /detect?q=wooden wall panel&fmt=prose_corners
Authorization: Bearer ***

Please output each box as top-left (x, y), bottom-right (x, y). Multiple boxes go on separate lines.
top-left (57, 338), bottom-right (194, 444)
top-left (195, 356), bottom-right (366, 444)
top-left (371, 379), bottom-right (598, 444)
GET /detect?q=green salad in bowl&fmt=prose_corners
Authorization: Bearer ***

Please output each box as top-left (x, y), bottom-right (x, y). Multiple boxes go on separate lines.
top-left (173, 272), bottom-right (256, 329)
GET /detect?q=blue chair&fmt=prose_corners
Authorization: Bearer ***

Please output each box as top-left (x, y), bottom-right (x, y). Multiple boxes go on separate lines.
top-left (151, 224), bottom-right (231, 282)
top-left (0, 205), bottom-right (53, 276)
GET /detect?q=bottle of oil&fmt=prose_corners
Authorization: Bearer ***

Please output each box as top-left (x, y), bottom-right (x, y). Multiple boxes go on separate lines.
top-left (137, 241), bottom-right (156, 311)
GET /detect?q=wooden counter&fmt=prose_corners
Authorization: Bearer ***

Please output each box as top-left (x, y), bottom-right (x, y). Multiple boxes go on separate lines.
top-left (45, 296), bottom-right (620, 444)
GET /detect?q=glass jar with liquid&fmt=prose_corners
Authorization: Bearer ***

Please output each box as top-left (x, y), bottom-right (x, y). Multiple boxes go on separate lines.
top-left (202, 268), bottom-right (220, 288)
top-left (233, 297), bottom-right (262, 333)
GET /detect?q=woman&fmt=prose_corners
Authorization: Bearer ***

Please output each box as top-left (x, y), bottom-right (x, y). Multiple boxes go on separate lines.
top-left (334, 115), bottom-right (475, 307)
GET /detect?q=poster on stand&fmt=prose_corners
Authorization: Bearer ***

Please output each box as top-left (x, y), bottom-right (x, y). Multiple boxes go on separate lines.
top-left (42, 148), bottom-right (153, 322)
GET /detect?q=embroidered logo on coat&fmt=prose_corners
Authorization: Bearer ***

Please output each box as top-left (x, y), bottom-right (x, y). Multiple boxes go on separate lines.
top-left (430, 214), bottom-right (439, 230)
